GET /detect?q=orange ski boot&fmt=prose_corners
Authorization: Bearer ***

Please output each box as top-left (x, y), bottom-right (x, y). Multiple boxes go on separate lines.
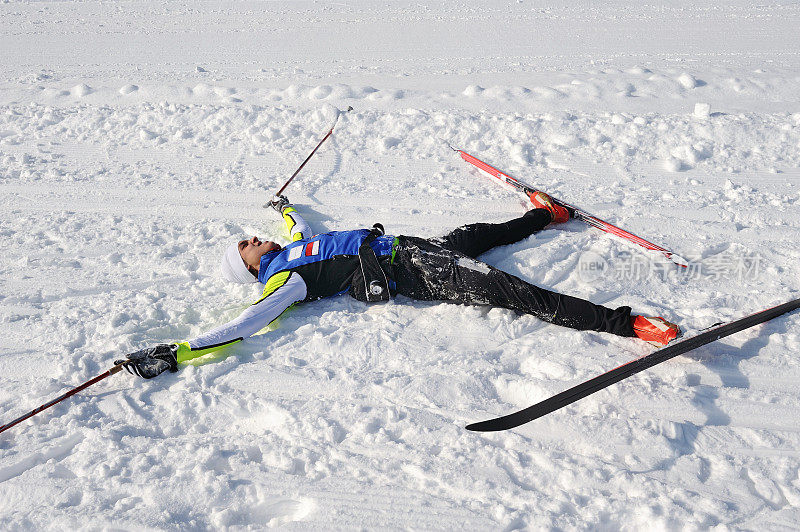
top-left (528, 190), bottom-right (571, 224)
top-left (631, 315), bottom-right (680, 347)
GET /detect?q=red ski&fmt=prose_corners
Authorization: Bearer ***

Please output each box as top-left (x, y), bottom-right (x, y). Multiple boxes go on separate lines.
top-left (456, 149), bottom-right (688, 268)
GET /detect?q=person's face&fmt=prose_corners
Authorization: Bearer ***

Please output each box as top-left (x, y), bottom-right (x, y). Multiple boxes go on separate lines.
top-left (238, 236), bottom-right (281, 276)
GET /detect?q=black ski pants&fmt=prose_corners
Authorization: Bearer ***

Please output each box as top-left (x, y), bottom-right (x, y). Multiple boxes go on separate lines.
top-left (391, 209), bottom-right (636, 337)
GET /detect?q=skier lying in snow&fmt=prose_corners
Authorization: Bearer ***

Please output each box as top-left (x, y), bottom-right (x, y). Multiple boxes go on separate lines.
top-left (117, 192), bottom-right (680, 378)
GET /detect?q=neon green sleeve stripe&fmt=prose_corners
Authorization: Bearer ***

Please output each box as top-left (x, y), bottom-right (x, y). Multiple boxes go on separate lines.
top-left (176, 339), bottom-right (243, 363)
top-left (282, 207), bottom-right (297, 232)
top-left (390, 237), bottom-right (400, 264)
top-left (253, 270), bottom-right (292, 306)
top-left (283, 206), bottom-right (309, 240)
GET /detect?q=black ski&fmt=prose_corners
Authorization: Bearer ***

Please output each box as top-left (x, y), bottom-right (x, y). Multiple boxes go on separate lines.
top-left (466, 297), bottom-right (800, 432)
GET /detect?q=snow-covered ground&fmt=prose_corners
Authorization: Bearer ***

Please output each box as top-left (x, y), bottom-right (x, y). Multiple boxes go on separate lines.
top-left (1, 1), bottom-right (800, 529)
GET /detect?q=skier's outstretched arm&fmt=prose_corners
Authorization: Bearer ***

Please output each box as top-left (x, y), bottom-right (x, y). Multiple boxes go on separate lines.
top-left (117, 273), bottom-right (308, 377)
top-left (176, 272), bottom-right (306, 361)
top-left (269, 194), bottom-right (313, 241)
top-left (281, 205), bottom-right (312, 241)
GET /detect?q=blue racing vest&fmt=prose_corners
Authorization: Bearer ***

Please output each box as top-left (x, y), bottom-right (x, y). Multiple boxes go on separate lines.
top-left (258, 229), bottom-right (396, 301)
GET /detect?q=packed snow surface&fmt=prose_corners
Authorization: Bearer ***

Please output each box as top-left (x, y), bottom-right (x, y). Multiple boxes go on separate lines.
top-left (2, 1), bottom-right (800, 529)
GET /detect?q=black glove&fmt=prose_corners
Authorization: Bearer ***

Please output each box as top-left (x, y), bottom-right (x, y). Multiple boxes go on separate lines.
top-left (267, 195), bottom-right (290, 213)
top-left (115, 344), bottom-right (179, 379)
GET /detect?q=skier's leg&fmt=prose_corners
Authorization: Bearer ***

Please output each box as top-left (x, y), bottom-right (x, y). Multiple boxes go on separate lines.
top-left (432, 209), bottom-right (552, 258)
top-left (391, 237), bottom-right (635, 337)
top-left (475, 268), bottom-right (636, 336)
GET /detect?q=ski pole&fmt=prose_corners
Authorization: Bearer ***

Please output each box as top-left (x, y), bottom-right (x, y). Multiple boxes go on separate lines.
top-left (0, 362), bottom-right (126, 435)
top-left (455, 148), bottom-right (689, 268)
top-left (272, 106), bottom-right (354, 199)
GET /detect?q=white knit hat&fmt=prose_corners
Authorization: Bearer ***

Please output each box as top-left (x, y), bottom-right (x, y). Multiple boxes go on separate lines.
top-left (220, 242), bottom-right (258, 284)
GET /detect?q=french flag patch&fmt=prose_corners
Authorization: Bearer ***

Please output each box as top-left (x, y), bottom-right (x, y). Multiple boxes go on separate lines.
top-left (288, 240), bottom-right (319, 261)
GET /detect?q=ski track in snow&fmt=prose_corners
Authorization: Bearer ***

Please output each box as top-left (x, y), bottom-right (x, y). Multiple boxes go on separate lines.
top-left (1, 1), bottom-right (800, 529)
